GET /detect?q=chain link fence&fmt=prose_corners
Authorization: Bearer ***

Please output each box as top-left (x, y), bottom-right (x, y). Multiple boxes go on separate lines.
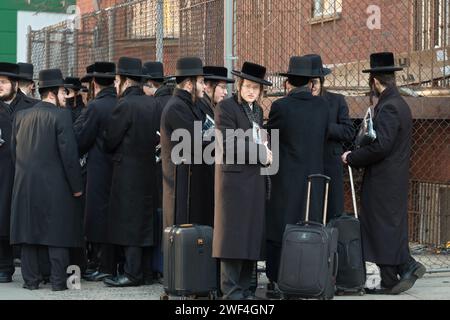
top-left (27, 0), bottom-right (450, 273)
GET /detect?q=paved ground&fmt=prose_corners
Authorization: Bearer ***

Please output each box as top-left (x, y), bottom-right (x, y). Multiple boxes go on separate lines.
top-left (0, 267), bottom-right (449, 300)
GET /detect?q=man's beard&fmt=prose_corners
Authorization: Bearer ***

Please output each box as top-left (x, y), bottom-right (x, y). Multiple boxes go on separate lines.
top-left (0, 86), bottom-right (16, 102)
top-left (369, 83), bottom-right (380, 105)
top-left (65, 96), bottom-right (75, 108)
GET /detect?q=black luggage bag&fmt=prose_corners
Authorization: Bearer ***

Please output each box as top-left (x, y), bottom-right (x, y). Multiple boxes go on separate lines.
top-left (277, 174), bottom-right (339, 300)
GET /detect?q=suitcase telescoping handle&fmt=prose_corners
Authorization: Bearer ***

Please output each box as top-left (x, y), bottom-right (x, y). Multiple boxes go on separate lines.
top-left (173, 159), bottom-right (192, 226)
top-left (305, 174), bottom-right (331, 226)
top-left (348, 166), bottom-right (358, 219)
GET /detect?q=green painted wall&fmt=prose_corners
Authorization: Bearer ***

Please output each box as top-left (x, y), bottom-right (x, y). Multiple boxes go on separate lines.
top-left (0, 0), bottom-right (76, 62)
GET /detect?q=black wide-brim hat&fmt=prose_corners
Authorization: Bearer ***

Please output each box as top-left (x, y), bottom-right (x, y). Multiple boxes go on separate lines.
top-left (0, 62), bottom-right (20, 79)
top-left (64, 77), bottom-right (83, 90)
top-left (117, 57), bottom-right (143, 78)
top-left (204, 66), bottom-right (235, 83)
top-left (362, 52), bottom-right (403, 73)
top-left (279, 55), bottom-right (332, 78)
top-left (17, 63), bottom-right (34, 81)
top-left (142, 61), bottom-right (166, 81)
top-left (92, 62), bottom-right (116, 79)
top-left (38, 69), bottom-right (67, 89)
top-left (232, 62), bottom-right (272, 86)
top-left (174, 57), bottom-right (210, 78)
top-left (80, 64), bottom-right (95, 83)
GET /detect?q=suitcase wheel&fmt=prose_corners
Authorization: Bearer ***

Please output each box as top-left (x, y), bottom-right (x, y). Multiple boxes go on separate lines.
top-left (208, 291), bottom-right (217, 300)
top-left (160, 294), bottom-right (170, 301)
top-left (359, 290), bottom-right (366, 296)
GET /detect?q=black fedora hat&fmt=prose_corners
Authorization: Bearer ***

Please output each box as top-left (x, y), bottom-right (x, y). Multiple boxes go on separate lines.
top-left (64, 77), bottom-right (83, 91)
top-left (0, 62), bottom-right (20, 79)
top-left (38, 69), bottom-right (66, 89)
top-left (17, 63), bottom-right (34, 81)
top-left (92, 62), bottom-right (116, 79)
top-left (362, 52), bottom-right (403, 73)
top-left (117, 57), bottom-right (143, 78)
top-left (80, 64), bottom-right (95, 83)
top-left (204, 66), bottom-right (235, 83)
top-left (142, 61), bottom-right (166, 81)
top-left (279, 55), bottom-right (331, 78)
top-left (231, 62), bottom-right (272, 86)
top-left (175, 57), bottom-right (209, 78)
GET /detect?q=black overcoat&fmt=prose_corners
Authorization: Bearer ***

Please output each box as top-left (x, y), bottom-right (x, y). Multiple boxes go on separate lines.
top-left (104, 86), bottom-right (158, 247)
top-left (348, 87), bottom-right (412, 265)
top-left (0, 91), bottom-right (37, 237)
top-left (323, 91), bottom-right (355, 220)
top-left (74, 87), bottom-right (117, 243)
top-left (265, 89), bottom-right (330, 243)
top-left (10, 103), bottom-right (83, 247)
top-left (212, 95), bottom-right (268, 261)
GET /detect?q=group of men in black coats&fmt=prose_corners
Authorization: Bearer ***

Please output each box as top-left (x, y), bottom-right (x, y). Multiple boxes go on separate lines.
top-left (0, 51), bottom-right (425, 298)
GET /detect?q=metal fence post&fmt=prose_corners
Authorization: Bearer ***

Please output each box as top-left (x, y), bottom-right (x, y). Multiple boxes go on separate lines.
top-left (156, 0), bottom-right (164, 62)
top-left (27, 26), bottom-right (32, 64)
top-left (108, 9), bottom-right (115, 62)
top-left (224, 0), bottom-right (234, 95)
top-left (44, 29), bottom-right (50, 69)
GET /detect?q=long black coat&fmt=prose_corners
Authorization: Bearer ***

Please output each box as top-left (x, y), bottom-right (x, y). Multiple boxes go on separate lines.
top-left (0, 91), bottom-right (37, 237)
top-left (212, 96), bottom-right (268, 261)
top-left (154, 84), bottom-right (174, 208)
top-left (160, 89), bottom-right (205, 230)
top-left (190, 95), bottom-right (215, 227)
top-left (348, 87), bottom-right (412, 266)
top-left (74, 87), bottom-right (117, 243)
top-left (323, 91), bottom-right (355, 220)
top-left (265, 89), bottom-right (330, 243)
top-left (10, 103), bottom-right (83, 247)
top-left (104, 86), bottom-right (158, 247)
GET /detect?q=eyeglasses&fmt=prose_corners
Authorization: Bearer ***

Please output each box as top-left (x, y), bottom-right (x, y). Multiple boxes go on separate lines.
top-left (242, 83), bottom-right (261, 91)
top-left (217, 84), bottom-right (228, 90)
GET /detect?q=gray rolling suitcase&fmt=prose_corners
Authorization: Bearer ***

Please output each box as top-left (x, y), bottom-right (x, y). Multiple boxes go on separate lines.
top-left (161, 162), bottom-right (217, 300)
top-left (328, 166), bottom-right (366, 295)
top-left (277, 174), bottom-right (339, 300)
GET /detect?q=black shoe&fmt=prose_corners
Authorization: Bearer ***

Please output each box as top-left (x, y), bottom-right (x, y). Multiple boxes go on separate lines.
top-left (266, 282), bottom-right (282, 300)
top-left (103, 275), bottom-right (141, 287)
top-left (144, 277), bottom-right (155, 285)
top-left (23, 283), bottom-right (39, 290)
top-left (0, 272), bottom-right (12, 283)
top-left (84, 271), bottom-right (113, 282)
top-left (52, 284), bottom-right (68, 292)
top-left (39, 276), bottom-right (50, 285)
top-left (365, 288), bottom-right (393, 295)
top-left (390, 262), bottom-right (426, 295)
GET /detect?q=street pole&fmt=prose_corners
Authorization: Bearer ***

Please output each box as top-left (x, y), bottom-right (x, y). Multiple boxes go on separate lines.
top-left (156, 0), bottom-right (164, 62)
top-left (224, 0), bottom-right (235, 95)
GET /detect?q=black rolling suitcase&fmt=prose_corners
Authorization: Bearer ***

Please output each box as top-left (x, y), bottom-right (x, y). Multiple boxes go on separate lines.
top-left (328, 166), bottom-right (366, 295)
top-left (162, 162), bottom-right (217, 300)
top-left (278, 175), bottom-right (339, 300)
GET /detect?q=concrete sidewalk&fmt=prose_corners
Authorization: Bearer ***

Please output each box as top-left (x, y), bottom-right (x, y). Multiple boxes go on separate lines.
top-left (0, 267), bottom-right (449, 300)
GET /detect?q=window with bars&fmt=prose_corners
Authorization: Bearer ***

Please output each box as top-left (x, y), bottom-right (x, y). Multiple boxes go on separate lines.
top-left (414, 0), bottom-right (449, 51)
top-left (311, 0), bottom-right (342, 19)
top-left (127, 0), bottom-right (180, 40)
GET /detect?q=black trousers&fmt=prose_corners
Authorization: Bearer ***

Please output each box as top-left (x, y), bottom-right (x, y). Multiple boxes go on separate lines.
top-left (265, 240), bottom-right (282, 284)
top-left (377, 255), bottom-right (417, 288)
top-left (89, 243), bottom-right (117, 275)
top-left (0, 238), bottom-right (14, 275)
top-left (123, 246), bottom-right (153, 282)
top-left (220, 259), bottom-right (255, 300)
top-left (21, 245), bottom-right (69, 288)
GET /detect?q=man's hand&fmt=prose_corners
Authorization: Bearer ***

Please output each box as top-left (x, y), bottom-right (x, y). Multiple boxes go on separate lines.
top-left (73, 192), bottom-right (83, 198)
top-left (264, 142), bottom-right (273, 166)
top-left (342, 151), bottom-right (351, 165)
